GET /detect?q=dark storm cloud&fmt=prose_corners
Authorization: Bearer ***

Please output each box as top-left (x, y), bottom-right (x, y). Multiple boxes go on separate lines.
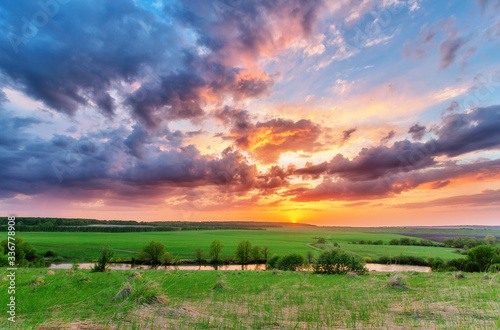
top-left (0, 110), bottom-right (292, 201)
top-left (433, 105), bottom-right (500, 157)
top-left (295, 140), bottom-right (436, 181)
top-left (292, 106), bottom-right (500, 201)
top-left (0, 0), bottom-right (179, 117)
top-left (0, 0), bottom-right (320, 127)
top-left (408, 123), bottom-right (426, 140)
top-left (293, 159), bottom-right (500, 202)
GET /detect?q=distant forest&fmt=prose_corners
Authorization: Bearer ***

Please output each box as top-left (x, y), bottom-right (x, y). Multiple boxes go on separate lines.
top-left (0, 217), bottom-right (315, 232)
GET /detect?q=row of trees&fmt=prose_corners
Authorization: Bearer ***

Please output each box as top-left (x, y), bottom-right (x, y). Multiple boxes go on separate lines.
top-left (431, 245), bottom-right (500, 272)
top-left (352, 238), bottom-right (438, 247)
top-left (443, 235), bottom-right (497, 249)
top-left (266, 249), bottom-right (368, 275)
top-left (202, 240), bottom-right (270, 264)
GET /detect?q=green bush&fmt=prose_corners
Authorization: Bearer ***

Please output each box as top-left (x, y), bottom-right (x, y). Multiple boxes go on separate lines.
top-left (464, 261), bottom-right (481, 273)
top-left (467, 245), bottom-right (498, 271)
top-left (44, 250), bottom-right (57, 257)
top-left (276, 253), bottom-right (305, 271)
top-left (446, 258), bottom-right (467, 271)
top-left (313, 249), bottom-right (367, 275)
top-left (266, 255), bottom-right (280, 270)
top-left (488, 263), bottom-right (500, 273)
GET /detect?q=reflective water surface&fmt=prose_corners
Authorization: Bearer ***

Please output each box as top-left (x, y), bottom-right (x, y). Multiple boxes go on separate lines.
top-left (49, 263), bottom-right (431, 272)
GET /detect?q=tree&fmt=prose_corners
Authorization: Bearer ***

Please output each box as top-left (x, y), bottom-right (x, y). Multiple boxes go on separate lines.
top-left (485, 235), bottom-right (497, 246)
top-left (195, 247), bottom-right (204, 264)
top-left (467, 245), bottom-right (497, 271)
top-left (139, 241), bottom-right (166, 267)
top-left (277, 253), bottom-right (305, 271)
top-left (261, 247), bottom-right (270, 261)
top-left (209, 240), bottom-right (224, 263)
top-left (236, 240), bottom-right (252, 264)
top-left (313, 249), bottom-right (367, 275)
top-left (251, 246), bottom-right (261, 262)
top-left (317, 237), bottom-right (326, 244)
top-left (92, 248), bottom-right (114, 272)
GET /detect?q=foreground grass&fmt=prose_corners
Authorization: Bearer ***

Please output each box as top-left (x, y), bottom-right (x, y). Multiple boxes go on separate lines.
top-left (19, 229), bottom-right (461, 261)
top-left (1, 268), bottom-right (499, 329)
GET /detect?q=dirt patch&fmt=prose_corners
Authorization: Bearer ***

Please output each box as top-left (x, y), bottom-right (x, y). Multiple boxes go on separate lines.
top-left (36, 321), bottom-right (112, 329)
top-left (390, 301), bottom-right (459, 319)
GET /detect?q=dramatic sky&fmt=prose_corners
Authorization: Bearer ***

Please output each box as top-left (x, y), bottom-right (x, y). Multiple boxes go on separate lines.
top-left (1, 0), bottom-right (500, 226)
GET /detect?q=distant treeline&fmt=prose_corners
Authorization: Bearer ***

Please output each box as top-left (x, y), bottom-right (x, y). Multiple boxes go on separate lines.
top-left (0, 217), bottom-right (310, 232)
top-left (352, 237), bottom-right (441, 247)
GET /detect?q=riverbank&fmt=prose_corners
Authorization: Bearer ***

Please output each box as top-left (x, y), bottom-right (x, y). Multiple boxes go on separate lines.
top-left (48, 262), bottom-right (432, 272)
top-left (1, 268), bottom-right (498, 328)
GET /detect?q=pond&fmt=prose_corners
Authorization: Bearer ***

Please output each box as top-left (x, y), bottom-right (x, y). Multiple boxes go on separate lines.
top-left (49, 263), bottom-right (431, 272)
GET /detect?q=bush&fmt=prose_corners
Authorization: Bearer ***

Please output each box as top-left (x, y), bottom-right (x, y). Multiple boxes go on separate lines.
top-left (266, 255), bottom-right (280, 270)
top-left (389, 239), bottom-right (399, 245)
top-left (276, 253), bottom-right (305, 271)
top-left (373, 240), bottom-right (383, 245)
top-left (91, 248), bottom-right (114, 272)
top-left (44, 251), bottom-right (57, 257)
top-left (464, 261), bottom-right (481, 273)
top-left (446, 258), bottom-right (467, 271)
top-left (467, 245), bottom-right (498, 271)
top-left (316, 237), bottom-right (326, 244)
top-left (313, 249), bottom-right (367, 275)
top-left (488, 263), bottom-right (500, 273)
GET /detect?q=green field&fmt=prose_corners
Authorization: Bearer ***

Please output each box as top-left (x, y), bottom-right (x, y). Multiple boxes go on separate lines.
top-left (18, 228), bottom-right (463, 262)
top-left (2, 268), bottom-right (499, 328)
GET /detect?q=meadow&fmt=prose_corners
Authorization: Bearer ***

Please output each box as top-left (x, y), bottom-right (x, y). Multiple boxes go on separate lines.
top-left (18, 228), bottom-right (463, 262)
top-left (1, 268), bottom-right (499, 329)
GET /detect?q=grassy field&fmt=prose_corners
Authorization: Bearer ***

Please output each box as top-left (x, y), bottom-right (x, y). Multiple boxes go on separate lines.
top-left (2, 268), bottom-right (499, 329)
top-left (18, 229), bottom-right (463, 262)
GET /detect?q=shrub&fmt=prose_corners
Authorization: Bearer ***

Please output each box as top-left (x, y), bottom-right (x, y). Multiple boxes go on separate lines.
top-left (266, 255), bottom-right (280, 270)
top-left (389, 239), bottom-right (399, 245)
top-left (488, 263), bottom-right (500, 273)
top-left (373, 240), bottom-right (383, 245)
top-left (464, 261), bottom-right (481, 273)
top-left (276, 253), bottom-right (305, 271)
top-left (91, 248), bottom-right (114, 272)
top-left (316, 237), bottom-right (326, 244)
top-left (467, 245), bottom-right (498, 271)
top-left (364, 256), bottom-right (372, 263)
top-left (446, 258), bottom-right (467, 271)
top-left (44, 251), bottom-right (56, 257)
top-left (313, 249), bottom-right (367, 275)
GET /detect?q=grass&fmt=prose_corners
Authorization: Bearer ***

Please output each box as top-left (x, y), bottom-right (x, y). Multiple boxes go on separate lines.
top-left (1, 268), bottom-right (499, 328)
top-left (19, 229), bottom-right (462, 262)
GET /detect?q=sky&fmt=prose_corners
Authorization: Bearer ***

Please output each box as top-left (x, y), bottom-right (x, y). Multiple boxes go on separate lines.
top-left (0, 0), bottom-right (500, 226)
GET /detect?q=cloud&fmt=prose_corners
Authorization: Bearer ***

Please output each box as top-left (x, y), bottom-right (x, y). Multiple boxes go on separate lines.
top-left (217, 110), bottom-right (324, 164)
top-left (292, 105), bottom-right (500, 201)
top-left (396, 189), bottom-right (500, 208)
top-left (380, 130), bottom-right (395, 144)
top-left (293, 159), bottom-right (500, 202)
top-left (0, 0), bottom-right (321, 128)
top-left (403, 16), bottom-right (470, 70)
top-left (438, 32), bottom-right (468, 70)
top-left (408, 123), bottom-right (426, 140)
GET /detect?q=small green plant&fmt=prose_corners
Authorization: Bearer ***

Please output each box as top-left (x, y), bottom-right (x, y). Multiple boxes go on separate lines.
top-left (91, 248), bottom-right (114, 272)
top-left (313, 249), bottom-right (367, 275)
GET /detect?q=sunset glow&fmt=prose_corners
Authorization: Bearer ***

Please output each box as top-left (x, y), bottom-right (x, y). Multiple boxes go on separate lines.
top-left (1, 0), bottom-right (500, 225)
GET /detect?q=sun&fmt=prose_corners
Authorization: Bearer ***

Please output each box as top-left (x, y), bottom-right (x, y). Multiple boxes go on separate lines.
top-left (292, 220), bottom-right (296, 224)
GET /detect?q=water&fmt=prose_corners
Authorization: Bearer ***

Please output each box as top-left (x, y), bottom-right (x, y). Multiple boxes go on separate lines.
top-left (49, 263), bottom-right (431, 272)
